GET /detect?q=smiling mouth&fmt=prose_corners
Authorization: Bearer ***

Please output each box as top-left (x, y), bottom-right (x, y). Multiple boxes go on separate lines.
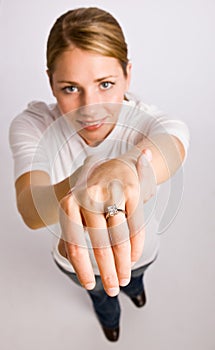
top-left (76, 117), bottom-right (108, 128)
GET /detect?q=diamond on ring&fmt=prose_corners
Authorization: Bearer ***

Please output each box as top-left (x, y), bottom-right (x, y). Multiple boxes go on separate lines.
top-left (105, 204), bottom-right (126, 220)
top-left (106, 204), bottom-right (118, 216)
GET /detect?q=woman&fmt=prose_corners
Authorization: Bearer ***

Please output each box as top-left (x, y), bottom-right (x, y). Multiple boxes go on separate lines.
top-left (9, 7), bottom-right (189, 342)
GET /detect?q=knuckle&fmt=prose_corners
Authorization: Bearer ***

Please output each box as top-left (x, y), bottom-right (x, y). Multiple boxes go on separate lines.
top-left (87, 184), bottom-right (107, 202)
top-left (93, 247), bottom-right (108, 259)
top-left (131, 244), bottom-right (144, 261)
top-left (131, 250), bottom-right (142, 262)
top-left (113, 242), bottom-right (129, 255)
top-left (118, 273), bottom-right (131, 281)
top-left (103, 274), bottom-right (118, 286)
top-left (126, 185), bottom-right (140, 200)
top-left (67, 244), bottom-right (84, 260)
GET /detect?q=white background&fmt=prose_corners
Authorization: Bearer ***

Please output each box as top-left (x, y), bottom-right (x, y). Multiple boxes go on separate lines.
top-left (0, 0), bottom-right (215, 349)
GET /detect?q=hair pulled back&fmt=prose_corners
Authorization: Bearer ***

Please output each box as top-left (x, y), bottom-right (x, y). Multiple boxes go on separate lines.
top-left (46, 7), bottom-right (129, 76)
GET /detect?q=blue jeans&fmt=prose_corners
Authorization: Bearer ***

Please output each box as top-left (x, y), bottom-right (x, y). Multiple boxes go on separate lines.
top-left (54, 260), bottom-right (155, 329)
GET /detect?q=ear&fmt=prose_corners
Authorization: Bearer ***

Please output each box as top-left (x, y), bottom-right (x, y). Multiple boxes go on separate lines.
top-left (125, 61), bottom-right (132, 90)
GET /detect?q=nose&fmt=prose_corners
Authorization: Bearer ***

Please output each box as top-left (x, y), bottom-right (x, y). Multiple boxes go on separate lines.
top-left (80, 89), bottom-right (102, 118)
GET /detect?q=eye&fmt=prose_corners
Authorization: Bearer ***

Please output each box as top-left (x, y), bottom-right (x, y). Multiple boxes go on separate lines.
top-left (62, 85), bottom-right (79, 94)
top-left (100, 81), bottom-right (115, 90)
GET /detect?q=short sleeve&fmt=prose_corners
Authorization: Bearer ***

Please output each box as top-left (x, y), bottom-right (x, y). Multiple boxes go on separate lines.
top-left (139, 102), bottom-right (190, 160)
top-left (9, 105), bottom-right (52, 182)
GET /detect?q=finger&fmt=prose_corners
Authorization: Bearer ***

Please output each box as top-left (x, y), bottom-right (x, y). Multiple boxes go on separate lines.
top-left (65, 243), bottom-right (96, 290)
top-left (104, 181), bottom-right (131, 286)
top-left (127, 210), bottom-right (146, 264)
top-left (130, 227), bottom-right (145, 265)
top-left (59, 195), bottom-right (87, 247)
top-left (125, 184), bottom-right (146, 264)
top-left (107, 213), bottom-right (131, 287)
top-left (93, 246), bottom-right (120, 297)
top-left (127, 151), bottom-right (155, 264)
top-left (59, 194), bottom-right (96, 290)
top-left (82, 210), bottom-right (120, 297)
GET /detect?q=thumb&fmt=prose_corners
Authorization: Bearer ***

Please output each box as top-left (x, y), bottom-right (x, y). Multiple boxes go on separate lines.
top-left (136, 149), bottom-right (152, 182)
top-left (142, 148), bottom-right (153, 162)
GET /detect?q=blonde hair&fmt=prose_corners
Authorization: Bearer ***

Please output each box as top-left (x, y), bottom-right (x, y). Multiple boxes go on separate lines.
top-left (46, 7), bottom-right (129, 77)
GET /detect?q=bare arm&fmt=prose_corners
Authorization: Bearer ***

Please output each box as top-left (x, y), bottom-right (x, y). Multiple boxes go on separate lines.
top-left (15, 133), bottom-right (185, 230)
top-left (121, 134), bottom-right (185, 185)
top-left (15, 166), bottom-right (82, 229)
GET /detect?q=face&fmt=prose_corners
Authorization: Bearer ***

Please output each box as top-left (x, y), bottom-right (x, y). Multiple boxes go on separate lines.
top-left (49, 47), bottom-right (131, 146)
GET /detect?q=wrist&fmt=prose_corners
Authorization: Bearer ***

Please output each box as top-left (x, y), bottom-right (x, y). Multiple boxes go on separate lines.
top-left (118, 146), bottom-right (141, 166)
top-left (118, 146), bottom-right (152, 167)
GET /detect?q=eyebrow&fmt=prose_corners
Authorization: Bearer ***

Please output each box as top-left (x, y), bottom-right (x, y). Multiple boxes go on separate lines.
top-left (57, 75), bottom-right (118, 84)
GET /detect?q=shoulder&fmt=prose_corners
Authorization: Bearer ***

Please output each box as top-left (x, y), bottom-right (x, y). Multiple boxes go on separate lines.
top-left (123, 93), bottom-right (190, 143)
top-left (121, 93), bottom-right (165, 132)
top-left (10, 101), bottom-right (60, 134)
top-left (124, 92), bottom-right (166, 117)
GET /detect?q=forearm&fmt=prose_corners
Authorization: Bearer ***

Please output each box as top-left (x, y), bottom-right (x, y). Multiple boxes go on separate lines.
top-left (17, 167), bottom-right (82, 229)
top-left (123, 133), bottom-right (185, 185)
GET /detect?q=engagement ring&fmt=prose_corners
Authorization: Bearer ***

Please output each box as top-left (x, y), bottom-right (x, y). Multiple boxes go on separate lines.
top-left (105, 204), bottom-right (127, 220)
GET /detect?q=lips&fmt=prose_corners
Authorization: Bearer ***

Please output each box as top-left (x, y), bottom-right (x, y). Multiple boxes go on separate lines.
top-left (76, 117), bottom-right (108, 130)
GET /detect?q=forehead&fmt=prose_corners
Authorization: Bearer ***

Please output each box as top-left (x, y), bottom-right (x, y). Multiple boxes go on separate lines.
top-left (53, 47), bottom-right (123, 78)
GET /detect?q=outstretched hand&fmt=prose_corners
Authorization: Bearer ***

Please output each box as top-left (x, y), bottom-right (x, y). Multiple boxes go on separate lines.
top-left (59, 149), bottom-right (155, 296)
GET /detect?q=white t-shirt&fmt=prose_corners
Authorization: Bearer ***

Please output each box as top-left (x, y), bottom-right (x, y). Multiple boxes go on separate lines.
top-left (9, 94), bottom-right (189, 274)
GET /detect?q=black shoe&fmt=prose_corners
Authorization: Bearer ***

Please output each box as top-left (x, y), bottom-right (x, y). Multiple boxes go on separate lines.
top-left (102, 326), bottom-right (120, 342)
top-left (130, 290), bottom-right (146, 308)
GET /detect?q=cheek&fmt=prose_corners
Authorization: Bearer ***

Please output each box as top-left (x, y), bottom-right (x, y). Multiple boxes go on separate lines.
top-left (114, 81), bottom-right (128, 100)
top-left (55, 98), bottom-right (67, 114)
top-left (111, 91), bottom-right (126, 104)
top-left (107, 85), bottom-right (126, 103)
top-left (56, 96), bottom-right (78, 115)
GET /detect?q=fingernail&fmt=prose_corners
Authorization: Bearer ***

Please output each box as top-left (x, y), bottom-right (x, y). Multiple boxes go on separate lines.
top-left (107, 287), bottom-right (120, 296)
top-left (131, 261), bottom-right (136, 267)
top-left (144, 149), bottom-right (152, 162)
top-left (85, 282), bottom-right (96, 290)
top-left (140, 155), bottom-right (149, 167)
top-left (120, 278), bottom-right (130, 287)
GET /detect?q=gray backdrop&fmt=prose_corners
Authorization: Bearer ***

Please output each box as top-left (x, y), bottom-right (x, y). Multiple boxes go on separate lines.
top-left (0, 0), bottom-right (214, 349)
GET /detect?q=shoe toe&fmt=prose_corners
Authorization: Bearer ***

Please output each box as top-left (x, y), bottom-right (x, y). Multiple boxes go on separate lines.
top-left (102, 326), bottom-right (120, 341)
top-left (131, 290), bottom-right (146, 307)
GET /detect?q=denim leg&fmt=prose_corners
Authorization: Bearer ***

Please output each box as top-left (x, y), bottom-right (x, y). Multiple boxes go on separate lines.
top-left (87, 285), bottom-right (120, 329)
top-left (121, 273), bottom-right (144, 298)
top-left (121, 260), bottom-right (156, 298)
top-left (54, 260), bottom-right (120, 328)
